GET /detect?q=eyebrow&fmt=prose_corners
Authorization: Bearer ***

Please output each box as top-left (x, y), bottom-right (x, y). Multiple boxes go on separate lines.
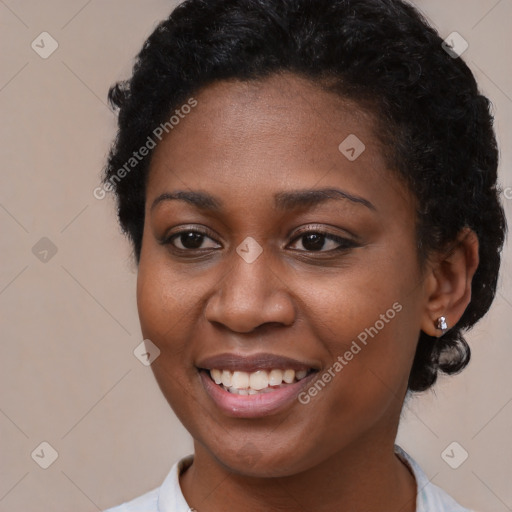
top-left (150, 187), bottom-right (376, 213)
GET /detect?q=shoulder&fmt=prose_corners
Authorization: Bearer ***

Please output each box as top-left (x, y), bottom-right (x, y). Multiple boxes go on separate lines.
top-left (102, 487), bottom-right (159, 512)
top-left (395, 445), bottom-right (475, 512)
top-left (101, 454), bottom-right (194, 512)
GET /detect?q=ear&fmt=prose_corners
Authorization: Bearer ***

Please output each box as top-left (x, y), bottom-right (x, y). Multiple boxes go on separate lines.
top-left (420, 227), bottom-right (479, 337)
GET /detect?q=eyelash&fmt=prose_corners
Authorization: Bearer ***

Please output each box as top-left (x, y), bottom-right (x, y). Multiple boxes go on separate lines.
top-left (161, 225), bottom-right (358, 255)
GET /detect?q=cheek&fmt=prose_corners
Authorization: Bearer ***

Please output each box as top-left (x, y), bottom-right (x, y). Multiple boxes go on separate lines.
top-left (135, 250), bottom-right (196, 393)
top-left (305, 257), bottom-right (418, 354)
top-left (136, 266), bottom-right (178, 341)
top-left (135, 257), bottom-right (204, 427)
top-left (136, 240), bottom-right (203, 342)
top-left (301, 249), bottom-right (422, 415)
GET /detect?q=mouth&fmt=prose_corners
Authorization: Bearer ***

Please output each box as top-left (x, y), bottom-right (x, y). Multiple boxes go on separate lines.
top-left (206, 367), bottom-right (315, 395)
top-left (196, 353), bottom-right (320, 417)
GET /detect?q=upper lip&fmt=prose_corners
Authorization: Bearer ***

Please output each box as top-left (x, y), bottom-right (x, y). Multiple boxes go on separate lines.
top-left (196, 352), bottom-right (320, 373)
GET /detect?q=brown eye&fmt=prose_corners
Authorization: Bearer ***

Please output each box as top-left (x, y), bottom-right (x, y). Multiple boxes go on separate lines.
top-left (288, 230), bottom-right (358, 253)
top-left (164, 229), bottom-right (221, 251)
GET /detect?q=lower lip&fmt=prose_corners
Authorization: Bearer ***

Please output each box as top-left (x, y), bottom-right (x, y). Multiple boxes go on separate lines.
top-left (199, 370), bottom-right (318, 418)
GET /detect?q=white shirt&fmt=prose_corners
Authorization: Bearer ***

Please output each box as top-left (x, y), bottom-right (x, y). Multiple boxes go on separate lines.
top-left (103, 445), bottom-right (475, 512)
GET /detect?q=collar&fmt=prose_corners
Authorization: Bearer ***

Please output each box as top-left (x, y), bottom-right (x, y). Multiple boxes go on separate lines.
top-left (157, 446), bottom-right (473, 512)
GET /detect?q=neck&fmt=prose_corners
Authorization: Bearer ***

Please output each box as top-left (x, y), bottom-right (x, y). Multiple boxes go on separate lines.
top-left (180, 430), bottom-right (417, 512)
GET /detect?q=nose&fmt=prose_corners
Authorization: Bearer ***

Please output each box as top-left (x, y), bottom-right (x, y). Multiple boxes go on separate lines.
top-left (204, 247), bottom-right (296, 334)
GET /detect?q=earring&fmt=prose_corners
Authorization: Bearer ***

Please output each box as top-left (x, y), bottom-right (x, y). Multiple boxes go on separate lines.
top-left (435, 316), bottom-right (448, 334)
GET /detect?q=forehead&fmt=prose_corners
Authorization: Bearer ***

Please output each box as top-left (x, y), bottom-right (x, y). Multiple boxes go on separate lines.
top-left (146, 72), bottom-right (412, 214)
top-left (167, 72), bottom-right (381, 152)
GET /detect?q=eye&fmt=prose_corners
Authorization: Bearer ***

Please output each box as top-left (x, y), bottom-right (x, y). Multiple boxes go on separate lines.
top-left (288, 228), bottom-right (358, 252)
top-left (161, 225), bottom-right (358, 254)
top-left (163, 229), bottom-right (221, 251)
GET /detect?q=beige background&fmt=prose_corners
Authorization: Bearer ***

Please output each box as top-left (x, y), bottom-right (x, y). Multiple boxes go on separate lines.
top-left (1, 1), bottom-right (511, 511)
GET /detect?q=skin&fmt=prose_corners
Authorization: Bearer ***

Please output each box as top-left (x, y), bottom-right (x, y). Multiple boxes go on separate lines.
top-left (136, 72), bottom-right (479, 512)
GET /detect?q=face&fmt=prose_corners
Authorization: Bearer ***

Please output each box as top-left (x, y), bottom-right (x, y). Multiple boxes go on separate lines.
top-left (137, 72), bottom-right (428, 477)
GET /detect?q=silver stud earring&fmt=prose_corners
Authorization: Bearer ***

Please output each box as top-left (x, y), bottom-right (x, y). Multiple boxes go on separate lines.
top-left (436, 316), bottom-right (448, 334)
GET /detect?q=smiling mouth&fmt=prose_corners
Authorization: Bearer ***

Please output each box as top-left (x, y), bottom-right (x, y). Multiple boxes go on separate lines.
top-left (204, 368), bottom-right (316, 395)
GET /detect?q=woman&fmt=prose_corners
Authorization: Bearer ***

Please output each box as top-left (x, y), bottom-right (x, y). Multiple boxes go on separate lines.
top-left (101, 0), bottom-right (507, 510)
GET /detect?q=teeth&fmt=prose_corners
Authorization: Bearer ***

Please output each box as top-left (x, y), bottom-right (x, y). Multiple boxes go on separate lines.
top-left (211, 369), bottom-right (222, 385)
top-left (209, 367), bottom-right (311, 393)
top-left (249, 370), bottom-right (269, 390)
top-left (283, 369), bottom-right (295, 383)
top-left (296, 369), bottom-right (307, 380)
top-left (231, 371), bottom-right (249, 389)
top-left (221, 370), bottom-right (232, 387)
top-left (268, 369), bottom-right (284, 386)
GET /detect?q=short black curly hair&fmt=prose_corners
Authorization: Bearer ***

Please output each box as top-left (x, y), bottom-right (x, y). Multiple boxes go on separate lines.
top-left (102, 0), bottom-right (507, 392)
